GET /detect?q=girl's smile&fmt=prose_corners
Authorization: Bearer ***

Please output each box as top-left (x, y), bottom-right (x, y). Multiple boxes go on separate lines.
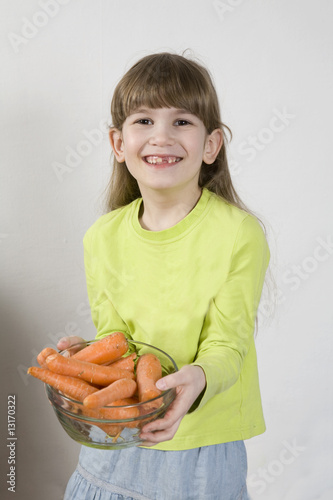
top-left (143, 155), bottom-right (183, 166)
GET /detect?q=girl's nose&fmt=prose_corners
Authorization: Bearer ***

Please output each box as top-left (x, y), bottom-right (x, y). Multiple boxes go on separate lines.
top-left (148, 123), bottom-right (175, 146)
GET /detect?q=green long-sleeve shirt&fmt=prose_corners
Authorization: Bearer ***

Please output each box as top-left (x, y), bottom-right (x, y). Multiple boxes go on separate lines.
top-left (83, 188), bottom-right (270, 450)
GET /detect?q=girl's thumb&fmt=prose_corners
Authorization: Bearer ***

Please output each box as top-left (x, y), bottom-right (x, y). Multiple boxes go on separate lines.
top-left (156, 372), bottom-right (180, 391)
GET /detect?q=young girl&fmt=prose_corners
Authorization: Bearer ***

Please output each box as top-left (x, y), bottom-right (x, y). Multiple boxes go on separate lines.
top-left (58, 51), bottom-right (270, 500)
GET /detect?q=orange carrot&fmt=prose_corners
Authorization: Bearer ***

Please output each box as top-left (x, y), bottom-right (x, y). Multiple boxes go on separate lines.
top-left (45, 351), bottom-right (135, 386)
top-left (72, 332), bottom-right (128, 364)
top-left (136, 353), bottom-right (162, 402)
top-left (82, 398), bottom-right (140, 433)
top-left (37, 347), bottom-right (58, 368)
top-left (99, 398), bottom-right (140, 428)
top-left (100, 423), bottom-right (124, 437)
top-left (107, 352), bottom-right (137, 371)
top-left (27, 367), bottom-right (98, 401)
top-left (83, 378), bottom-right (137, 409)
top-left (79, 407), bottom-right (123, 436)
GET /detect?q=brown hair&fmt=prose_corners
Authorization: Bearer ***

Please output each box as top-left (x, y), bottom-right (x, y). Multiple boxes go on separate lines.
top-left (105, 51), bottom-right (248, 214)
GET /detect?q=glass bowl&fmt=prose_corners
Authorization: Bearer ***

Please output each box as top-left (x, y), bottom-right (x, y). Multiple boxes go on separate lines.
top-left (45, 340), bottom-right (178, 449)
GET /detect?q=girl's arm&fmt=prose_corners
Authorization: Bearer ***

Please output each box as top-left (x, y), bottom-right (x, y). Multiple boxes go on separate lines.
top-left (191, 214), bottom-right (270, 408)
top-left (83, 227), bottom-right (131, 341)
top-left (140, 214), bottom-right (270, 445)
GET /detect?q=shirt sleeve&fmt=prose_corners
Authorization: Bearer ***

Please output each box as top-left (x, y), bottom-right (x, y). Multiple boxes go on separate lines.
top-left (83, 229), bottom-right (131, 341)
top-left (191, 214), bottom-right (270, 410)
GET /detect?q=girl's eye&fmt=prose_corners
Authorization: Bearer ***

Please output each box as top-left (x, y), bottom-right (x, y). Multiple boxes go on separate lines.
top-left (175, 120), bottom-right (191, 126)
top-left (136, 118), bottom-right (152, 125)
top-left (133, 118), bottom-right (191, 126)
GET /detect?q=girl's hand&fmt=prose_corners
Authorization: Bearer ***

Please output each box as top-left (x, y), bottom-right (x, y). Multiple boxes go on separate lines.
top-left (56, 336), bottom-right (87, 356)
top-left (139, 365), bottom-right (206, 446)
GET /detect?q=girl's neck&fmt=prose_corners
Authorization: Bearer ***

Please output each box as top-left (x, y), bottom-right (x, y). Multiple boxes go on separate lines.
top-left (138, 186), bottom-right (203, 231)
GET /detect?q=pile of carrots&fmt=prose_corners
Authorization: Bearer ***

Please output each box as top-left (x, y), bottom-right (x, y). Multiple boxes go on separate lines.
top-left (27, 332), bottom-right (164, 437)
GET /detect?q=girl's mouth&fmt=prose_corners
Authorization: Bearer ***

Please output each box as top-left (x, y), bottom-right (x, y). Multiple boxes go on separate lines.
top-left (143, 156), bottom-right (183, 166)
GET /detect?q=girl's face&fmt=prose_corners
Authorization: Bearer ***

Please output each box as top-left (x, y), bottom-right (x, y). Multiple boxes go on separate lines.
top-left (109, 107), bottom-right (222, 197)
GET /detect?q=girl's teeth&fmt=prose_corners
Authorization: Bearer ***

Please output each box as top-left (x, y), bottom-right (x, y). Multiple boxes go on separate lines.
top-left (145, 156), bottom-right (181, 164)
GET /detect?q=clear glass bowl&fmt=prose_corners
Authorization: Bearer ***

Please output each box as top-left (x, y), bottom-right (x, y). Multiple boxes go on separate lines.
top-left (45, 340), bottom-right (178, 449)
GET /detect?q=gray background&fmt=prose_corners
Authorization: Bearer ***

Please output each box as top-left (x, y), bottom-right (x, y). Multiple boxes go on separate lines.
top-left (1, 0), bottom-right (332, 498)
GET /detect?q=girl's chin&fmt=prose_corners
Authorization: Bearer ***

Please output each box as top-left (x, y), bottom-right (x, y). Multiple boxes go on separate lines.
top-left (139, 184), bottom-right (180, 192)
top-left (137, 180), bottom-right (200, 195)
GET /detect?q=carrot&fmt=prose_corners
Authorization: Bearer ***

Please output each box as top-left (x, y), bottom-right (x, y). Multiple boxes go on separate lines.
top-left (72, 332), bottom-right (129, 364)
top-left (106, 352), bottom-right (137, 371)
top-left (83, 378), bottom-right (137, 409)
top-left (100, 423), bottom-right (124, 437)
top-left (27, 367), bottom-right (98, 402)
top-left (37, 347), bottom-right (58, 368)
top-left (81, 398), bottom-right (140, 432)
top-left (45, 351), bottom-right (135, 386)
top-left (99, 423), bottom-right (124, 437)
top-left (99, 398), bottom-right (140, 428)
top-left (79, 407), bottom-right (123, 436)
top-left (136, 353), bottom-right (162, 403)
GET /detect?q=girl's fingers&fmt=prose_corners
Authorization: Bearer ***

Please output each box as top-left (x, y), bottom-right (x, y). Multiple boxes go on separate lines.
top-left (140, 365), bottom-right (206, 445)
top-left (141, 397), bottom-right (185, 434)
top-left (140, 386), bottom-right (193, 438)
top-left (56, 336), bottom-right (86, 354)
top-left (155, 368), bottom-right (193, 391)
top-left (139, 417), bottom-right (182, 446)
top-left (156, 365), bottom-right (206, 392)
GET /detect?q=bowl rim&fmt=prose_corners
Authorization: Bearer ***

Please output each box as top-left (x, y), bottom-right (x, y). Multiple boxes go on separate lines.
top-left (46, 339), bottom-right (178, 412)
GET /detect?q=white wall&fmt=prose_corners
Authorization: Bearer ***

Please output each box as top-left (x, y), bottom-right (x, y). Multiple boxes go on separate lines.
top-left (1, 0), bottom-right (332, 498)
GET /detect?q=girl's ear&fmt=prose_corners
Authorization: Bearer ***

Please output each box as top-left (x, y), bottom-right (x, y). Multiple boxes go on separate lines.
top-left (203, 128), bottom-right (223, 165)
top-left (109, 128), bottom-right (125, 162)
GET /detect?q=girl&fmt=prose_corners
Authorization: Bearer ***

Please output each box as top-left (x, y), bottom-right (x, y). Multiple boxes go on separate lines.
top-left (59, 51), bottom-right (270, 500)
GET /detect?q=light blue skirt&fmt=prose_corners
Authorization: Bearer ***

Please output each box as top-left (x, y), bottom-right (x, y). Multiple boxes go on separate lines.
top-left (64, 441), bottom-right (250, 500)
